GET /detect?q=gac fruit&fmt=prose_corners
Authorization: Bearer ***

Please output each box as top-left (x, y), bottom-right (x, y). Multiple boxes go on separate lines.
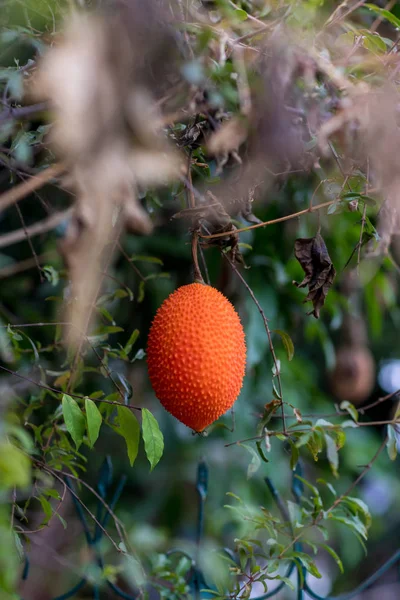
top-left (146, 283), bottom-right (246, 432)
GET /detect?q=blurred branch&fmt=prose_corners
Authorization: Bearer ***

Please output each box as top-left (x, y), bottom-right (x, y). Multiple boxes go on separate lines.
top-left (0, 208), bottom-right (72, 249)
top-left (0, 251), bottom-right (56, 279)
top-left (0, 162), bottom-right (65, 214)
top-left (0, 101), bottom-right (48, 123)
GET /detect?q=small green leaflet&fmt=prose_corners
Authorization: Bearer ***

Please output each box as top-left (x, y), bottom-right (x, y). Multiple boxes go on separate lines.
top-left (117, 406), bottom-right (140, 467)
top-left (141, 408), bottom-right (164, 471)
top-left (235, 8), bottom-right (248, 20)
top-left (340, 400), bottom-right (358, 422)
top-left (341, 191), bottom-right (376, 206)
top-left (320, 544), bottom-right (344, 574)
top-left (386, 425), bottom-right (397, 461)
top-left (38, 495), bottom-right (52, 525)
top-left (239, 443), bottom-right (261, 479)
top-left (130, 255), bottom-right (163, 265)
top-left (274, 330), bottom-right (294, 361)
top-left (124, 329), bottom-right (139, 356)
top-left (62, 394), bottom-right (85, 450)
top-left (324, 433), bottom-right (339, 477)
top-left (138, 281), bottom-right (145, 303)
top-left (85, 398), bottom-right (102, 448)
top-left (365, 4), bottom-right (400, 29)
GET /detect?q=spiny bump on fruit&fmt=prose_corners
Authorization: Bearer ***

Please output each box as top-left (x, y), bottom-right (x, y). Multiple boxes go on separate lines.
top-left (146, 283), bottom-right (246, 432)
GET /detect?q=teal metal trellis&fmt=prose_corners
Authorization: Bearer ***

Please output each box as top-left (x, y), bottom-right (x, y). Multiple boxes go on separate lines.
top-left (19, 458), bottom-right (400, 599)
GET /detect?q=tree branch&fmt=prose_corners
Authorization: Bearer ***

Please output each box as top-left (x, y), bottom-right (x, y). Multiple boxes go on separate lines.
top-left (0, 162), bottom-right (65, 214)
top-left (0, 207), bottom-right (72, 249)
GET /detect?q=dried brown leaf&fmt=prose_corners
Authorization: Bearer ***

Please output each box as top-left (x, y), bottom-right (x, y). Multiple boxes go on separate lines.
top-left (293, 233), bottom-right (336, 318)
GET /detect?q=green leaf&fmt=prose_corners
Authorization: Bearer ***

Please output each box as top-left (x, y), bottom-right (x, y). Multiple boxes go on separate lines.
top-left (307, 430), bottom-right (324, 461)
top-left (387, 425), bottom-right (397, 460)
top-left (362, 31), bottom-right (387, 54)
top-left (42, 265), bottom-right (59, 286)
top-left (328, 514), bottom-right (368, 540)
top-left (43, 488), bottom-right (61, 500)
top-left (138, 281), bottom-right (145, 303)
top-left (341, 419), bottom-right (358, 429)
top-left (295, 430), bottom-right (312, 448)
top-left (38, 495), bottom-right (52, 524)
top-left (62, 394), bottom-right (86, 450)
top-left (317, 479), bottom-right (337, 497)
top-left (341, 192), bottom-right (376, 206)
top-left (324, 433), bottom-right (339, 477)
top-left (124, 329), bottom-right (139, 355)
top-left (288, 438), bottom-right (299, 470)
top-left (130, 254), bottom-right (163, 265)
top-left (365, 4), bottom-right (400, 29)
top-left (0, 442), bottom-right (31, 489)
top-left (14, 532), bottom-right (24, 561)
top-left (328, 201), bottom-right (341, 214)
top-left (239, 443), bottom-right (261, 479)
top-left (274, 329), bottom-right (294, 361)
top-left (290, 552), bottom-right (322, 578)
top-left (320, 544), bottom-right (344, 574)
top-left (294, 475), bottom-right (321, 501)
top-left (256, 439), bottom-right (270, 463)
top-left (235, 8), bottom-right (248, 20)
top-left (287, 500), bottom-right (301, 527)
top-left (56, 513), bottom-right (67, 529)
top-left (116, 406), bottom-right (140, 466)
top-left (85, 398), bottom-right (102, 448)
top-left (340, 400), bottom-right (358, 422)
top-left (341, 496), bottom-right (372, 529)
top-left (141, 408), bottom-right (164, 471)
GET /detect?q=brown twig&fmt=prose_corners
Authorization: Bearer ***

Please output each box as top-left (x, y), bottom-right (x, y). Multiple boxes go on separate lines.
top-left (327, 434), bottom-right (388, 513)
top-left (228, 1), bottom-right (267, 26)
top-left (185, 152), bottom-right (204, 284)
top-left (39, 464), bottom-right (123, 553)
top-left (35, 461), bottom-right (128, 545)
top-left (231, 23), bottom-right (274, 45)
top-left (0, 101), bottom-right (48, 123)
top-left (117, 242), bottom-right (146, 281)
top-left (200, 199), bottom-right (337, 241)
top-left (14, 201), bottom-right (44, 282)
top-left (0, 364), bottom-right (142, 411)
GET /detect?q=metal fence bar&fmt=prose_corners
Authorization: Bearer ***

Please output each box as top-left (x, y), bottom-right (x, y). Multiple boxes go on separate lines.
top-left (304, 549), bottom-right (400, 600)
top-left (19, 458), bottom-right (400, 600)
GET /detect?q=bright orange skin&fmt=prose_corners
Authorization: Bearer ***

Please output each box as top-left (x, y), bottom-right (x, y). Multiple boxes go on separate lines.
top-left (147, 283), bottom-right (246, 432)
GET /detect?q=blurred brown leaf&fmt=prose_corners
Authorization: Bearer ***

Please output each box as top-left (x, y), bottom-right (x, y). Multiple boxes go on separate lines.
top-left (34, 5), bottom-right (183, 348)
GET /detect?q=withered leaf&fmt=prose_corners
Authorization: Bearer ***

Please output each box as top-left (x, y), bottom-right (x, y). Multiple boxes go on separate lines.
top-left (293, 233), bottom-right (336, 318)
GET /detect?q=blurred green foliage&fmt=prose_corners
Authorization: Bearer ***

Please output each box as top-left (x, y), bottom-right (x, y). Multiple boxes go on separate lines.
top-left (1, 0), bottom-right (400, 599)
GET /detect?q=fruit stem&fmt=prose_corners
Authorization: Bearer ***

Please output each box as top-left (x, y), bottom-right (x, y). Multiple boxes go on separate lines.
top-left (185, 152), bottom-right (205, 284)
top-left (192, 229), bottom-right (205, 284)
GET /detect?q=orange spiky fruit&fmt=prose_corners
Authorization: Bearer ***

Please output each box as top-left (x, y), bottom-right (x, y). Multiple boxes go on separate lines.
top-left (147, 283), bottom-right (246, 432)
